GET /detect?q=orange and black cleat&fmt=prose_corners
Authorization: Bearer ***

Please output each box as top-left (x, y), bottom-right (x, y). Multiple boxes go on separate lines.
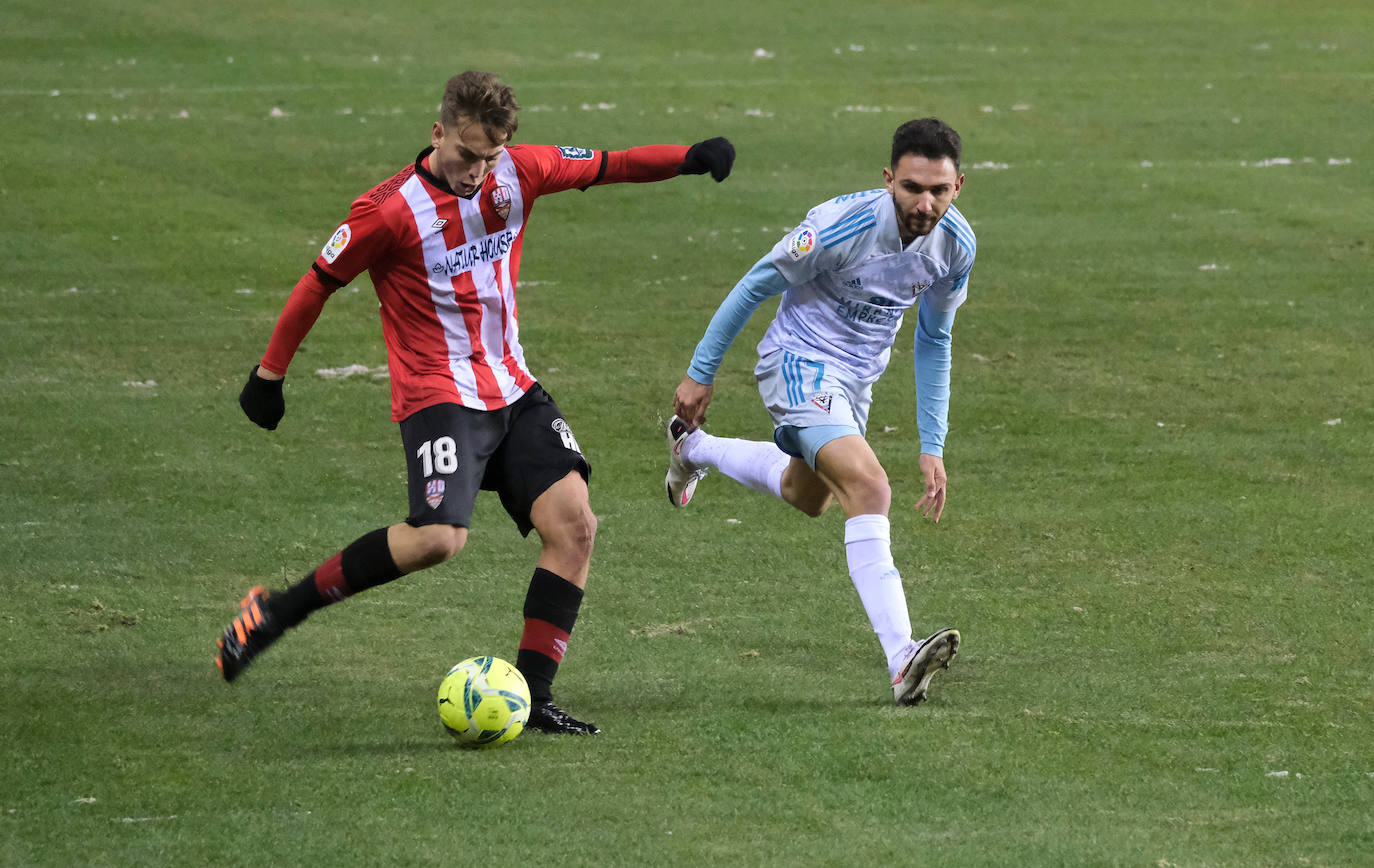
top-left (215, 586), bottom-right (285, 682)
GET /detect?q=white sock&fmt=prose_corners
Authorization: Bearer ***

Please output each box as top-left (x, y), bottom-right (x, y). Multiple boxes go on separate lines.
top-left (843, 514), bottom-right (914, 675)
top-left (682, 432), bottom-right (789, 499)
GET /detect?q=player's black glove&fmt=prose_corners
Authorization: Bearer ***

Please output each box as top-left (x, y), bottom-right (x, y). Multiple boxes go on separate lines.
top-left (239, 366), bottom-right (285, 430)
top-left (679, 137), bottom-right (735, 182)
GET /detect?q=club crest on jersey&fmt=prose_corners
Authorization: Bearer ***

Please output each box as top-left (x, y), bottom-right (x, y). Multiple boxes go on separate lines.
top-left (491, 185), bottom-right (512, 220)
top-left (322, 223), bottom-right (351, 263)
top-left (911, 280), bottom-right (932, 295)
top-left (812, 393), bottom-right (833, 413)
top-left (787, 229), bottom-right (816, 261)
top-left (557, 146), bottom-right (595, 160)
top-left (425, 479), bottom-right (446, 509)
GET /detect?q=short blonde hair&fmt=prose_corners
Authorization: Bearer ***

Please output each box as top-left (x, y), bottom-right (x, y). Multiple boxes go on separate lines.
top-left (439, 70), bottom-right (520, 143)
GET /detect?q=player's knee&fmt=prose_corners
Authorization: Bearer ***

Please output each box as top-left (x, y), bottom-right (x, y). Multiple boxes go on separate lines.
top-left (413, 524), bottom-right (465, 567)
top-left (560, 505), bottom-right (598, 561)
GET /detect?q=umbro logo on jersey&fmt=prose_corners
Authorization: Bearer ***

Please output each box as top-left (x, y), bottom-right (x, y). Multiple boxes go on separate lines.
top-left (812, 393), bottom-right (833, 413)
top-left (431, 218), bottom-right (448, 230)
top-left (491, 185), bottom-right (512, 220)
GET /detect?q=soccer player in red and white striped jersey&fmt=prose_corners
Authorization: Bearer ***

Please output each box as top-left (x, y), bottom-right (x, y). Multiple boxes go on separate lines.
top-left (216, 70), bottom-right (735, 734)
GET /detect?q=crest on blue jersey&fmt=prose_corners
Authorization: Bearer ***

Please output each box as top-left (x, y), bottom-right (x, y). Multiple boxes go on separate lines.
top-left (812, 394), bottom-right (833, 413)
top-left (557, 146), bottom-right (595, 160)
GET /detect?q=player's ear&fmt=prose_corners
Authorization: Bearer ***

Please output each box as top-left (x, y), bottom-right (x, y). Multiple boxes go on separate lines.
top-left (882, 165), bottom-right (895, 190)
top-left (431, 121), bottom-right (446, 148)
top-left (952, 173), bottom-right (965, 198)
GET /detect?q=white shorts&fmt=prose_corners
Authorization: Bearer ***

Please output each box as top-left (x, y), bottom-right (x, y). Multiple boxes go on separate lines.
top-left (755, 350), bottom-right (873, 466)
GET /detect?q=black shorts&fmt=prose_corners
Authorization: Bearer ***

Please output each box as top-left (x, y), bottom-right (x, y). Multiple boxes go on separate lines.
top-left (399, 384), bottom-right (590, 536)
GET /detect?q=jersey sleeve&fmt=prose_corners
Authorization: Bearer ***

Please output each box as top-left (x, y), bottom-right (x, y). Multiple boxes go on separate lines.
top-left (506, 144), bottom-right (690, 197)
top-left (312, 193), bottom-right (397, 286)
top-left (686, 258), bottom-right (790, 384)
top-left (913, 298), bottom-right (956, 457)
top-left (259, 266), bottom-right (341, 375)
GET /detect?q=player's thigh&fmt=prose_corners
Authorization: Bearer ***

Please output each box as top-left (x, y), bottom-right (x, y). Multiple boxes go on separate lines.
top-left (812, 435), bottom-right (891, 513)
top-left (485, 385), bottom-right (591, 537)
top-left (398, 402), bottom-right (499, 529)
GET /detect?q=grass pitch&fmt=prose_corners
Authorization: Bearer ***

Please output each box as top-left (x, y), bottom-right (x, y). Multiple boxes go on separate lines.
top-left (2, 0), bottom-right (1371, 865)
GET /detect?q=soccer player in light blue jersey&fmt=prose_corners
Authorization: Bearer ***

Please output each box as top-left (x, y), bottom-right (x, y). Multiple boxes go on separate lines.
top-left (665, 118), bottom-right (974, 706)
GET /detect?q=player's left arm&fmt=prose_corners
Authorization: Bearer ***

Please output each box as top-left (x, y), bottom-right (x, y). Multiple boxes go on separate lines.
top-left (508, 139), bottom-right (734, 196)
top-left (912, 274), bottom-right (966, 523)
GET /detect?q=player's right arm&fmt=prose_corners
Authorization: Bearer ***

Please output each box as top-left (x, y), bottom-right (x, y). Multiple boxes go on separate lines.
top-left (239, 193), bottom-right (395, 430)
top-left (674, 257), bottom-right (790, 426)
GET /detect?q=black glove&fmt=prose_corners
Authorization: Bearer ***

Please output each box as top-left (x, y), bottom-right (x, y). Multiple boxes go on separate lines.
top-left (679, 137), bottom-right (735, 182)
top-left (239, 366), bottom-right (285, 430)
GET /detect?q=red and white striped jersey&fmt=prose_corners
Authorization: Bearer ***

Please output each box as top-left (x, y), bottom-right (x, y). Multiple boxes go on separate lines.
top-left (309, 145), bottom-right (662, 419)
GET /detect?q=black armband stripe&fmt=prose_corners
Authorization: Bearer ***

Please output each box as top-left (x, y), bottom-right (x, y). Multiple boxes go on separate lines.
top-left (312, 263), bottom-right (346, 287)
top-left (579, 150), bottom-right (609, 191)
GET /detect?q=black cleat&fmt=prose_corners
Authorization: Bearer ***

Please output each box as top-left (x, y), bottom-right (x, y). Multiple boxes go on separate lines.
top-left (526, 701), bottom-right (601, 735)
top-left (215, 585), bottom-right (285, 682)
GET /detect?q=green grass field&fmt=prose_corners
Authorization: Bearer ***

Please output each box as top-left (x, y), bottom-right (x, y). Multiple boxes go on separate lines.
top-left (3, 0), bottom-right (1371, 864)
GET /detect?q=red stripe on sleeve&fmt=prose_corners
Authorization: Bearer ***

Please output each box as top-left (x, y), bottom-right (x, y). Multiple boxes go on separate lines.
top-left (597, 144), bottom-right (691, 184)
top-left (260, 269), bottom-right (339, 375)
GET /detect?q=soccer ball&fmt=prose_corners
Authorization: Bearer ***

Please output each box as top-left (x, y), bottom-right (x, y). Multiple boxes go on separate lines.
top-left (437, 656), bottom-right (531, 748)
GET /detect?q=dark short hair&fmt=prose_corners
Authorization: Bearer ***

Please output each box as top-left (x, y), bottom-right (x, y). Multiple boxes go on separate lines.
top-left (891, 118), bottom-right (962, 170)
top-left (439, 70), bottom-right (520, 143)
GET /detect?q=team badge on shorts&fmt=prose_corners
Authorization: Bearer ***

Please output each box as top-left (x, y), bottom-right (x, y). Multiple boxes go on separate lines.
top-left (425, 479), bottom-right (446, 509)
top-left (552, 418), bottom-right (581, 454)
top-left (787, 229), bottom-right (816, 261)
top-left (812, 393), bottom-right (833, 413)
top-left (491, 185), bottom-right (512, 220)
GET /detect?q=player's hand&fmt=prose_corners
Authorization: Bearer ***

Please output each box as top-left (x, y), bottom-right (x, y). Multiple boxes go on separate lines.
top-left (239, 365), bottom-right (285, 430)
top-left (914, 453), bottom-right (947, 523)
top-left (673, 375), bottom-right (714, 428)
top-left (679, 137), bottom-right (735, 182)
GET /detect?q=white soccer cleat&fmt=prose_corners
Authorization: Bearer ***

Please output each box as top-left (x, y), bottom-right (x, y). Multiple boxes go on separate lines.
top-left (664, 415), bottom-right (707, 508)
top-left (891, 628), bottom-right (960, 705)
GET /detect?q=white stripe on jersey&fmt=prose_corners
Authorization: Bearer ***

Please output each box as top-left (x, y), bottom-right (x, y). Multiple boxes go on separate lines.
top-left (400, 174), bottom-right (484, 405)
top-left (491, 159), bottom-right (528, 389)
top-left (454, 177), bottom-right (523, 402)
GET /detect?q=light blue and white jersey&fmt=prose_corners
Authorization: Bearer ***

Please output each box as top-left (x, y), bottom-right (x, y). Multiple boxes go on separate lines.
top-left (685, 188), bottom-right (976, 456)
top-left (760, 189), bottom-right (975, 383)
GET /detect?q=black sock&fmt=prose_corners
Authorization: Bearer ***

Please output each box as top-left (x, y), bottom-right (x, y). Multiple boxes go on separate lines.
top-left (515, 568), bottom-right (584, 703)
top-left (268, 527), bottom-right (403, 628)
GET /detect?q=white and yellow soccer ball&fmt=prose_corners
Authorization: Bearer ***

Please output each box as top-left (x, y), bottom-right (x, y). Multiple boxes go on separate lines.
top-left (437, 656), bottom-right (531, 748)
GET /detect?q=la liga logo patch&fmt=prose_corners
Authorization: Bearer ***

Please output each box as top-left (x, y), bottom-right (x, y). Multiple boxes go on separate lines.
top-left (787, 228), bottom-right (816, 261)
top-left (322, 224), bottom-right (351, 263)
